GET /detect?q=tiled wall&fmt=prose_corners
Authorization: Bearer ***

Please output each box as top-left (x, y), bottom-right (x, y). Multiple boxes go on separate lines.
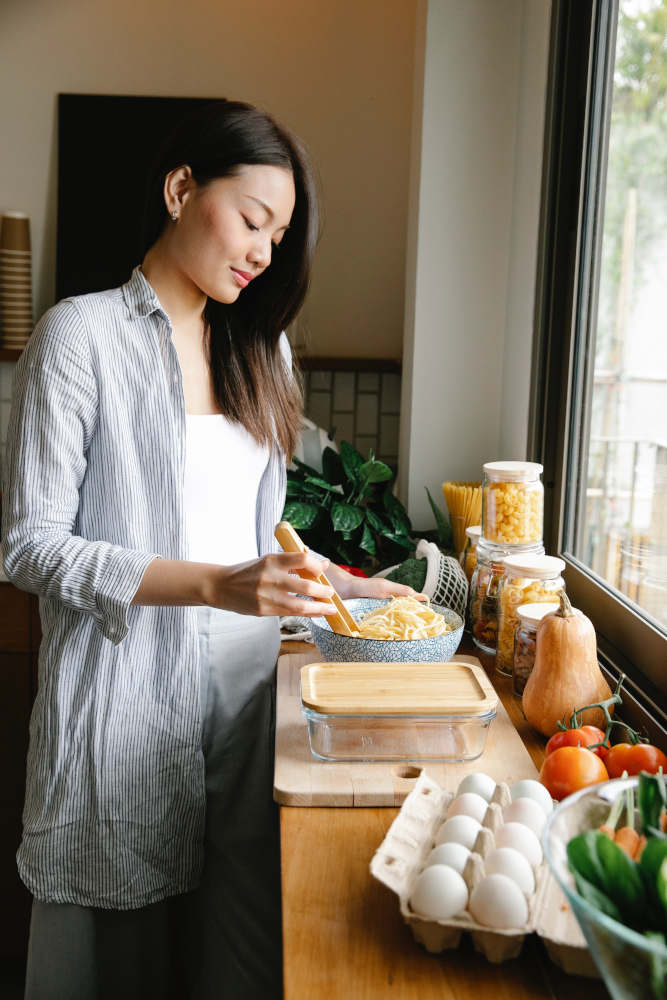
top-left (303, 369), bottom-right (401, 467)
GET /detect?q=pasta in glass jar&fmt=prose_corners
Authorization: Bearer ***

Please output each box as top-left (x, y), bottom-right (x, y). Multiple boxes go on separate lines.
top-left (496, 555), bottom-right (565, 676)
top-left (482, 461), bottom-right (544, 546)
top-left (468, 540), bottom-right (543, 653)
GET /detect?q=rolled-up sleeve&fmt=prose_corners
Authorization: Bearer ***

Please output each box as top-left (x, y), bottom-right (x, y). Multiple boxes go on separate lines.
top-left (1, 300), bottom-right (161, 646)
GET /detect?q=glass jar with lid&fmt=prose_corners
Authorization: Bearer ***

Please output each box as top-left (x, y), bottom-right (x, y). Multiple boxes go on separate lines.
top-left (512, 602), bottom-right (560, 696)
top-left (481, 461), bottom-right (544, 546)
top-left (496, 555), bottom-right (565, 676)
top-left (469, 539), bottom-right (544, 654)
top-left (460, 525), bottom-right (481, 584)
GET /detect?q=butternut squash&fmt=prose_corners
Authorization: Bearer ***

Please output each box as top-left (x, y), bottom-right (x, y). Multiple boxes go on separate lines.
top-left (522, 590), bottom-right (612, 737)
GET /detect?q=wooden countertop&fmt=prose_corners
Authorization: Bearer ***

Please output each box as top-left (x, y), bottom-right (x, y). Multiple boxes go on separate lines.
top-left (279, 636), bottom-right (611, 999)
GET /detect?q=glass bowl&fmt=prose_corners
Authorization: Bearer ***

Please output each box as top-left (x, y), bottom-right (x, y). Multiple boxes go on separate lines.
top-left (305, 598), bottom-right (464, 662)
top-left (542, 776), bottom-right (667, 1000)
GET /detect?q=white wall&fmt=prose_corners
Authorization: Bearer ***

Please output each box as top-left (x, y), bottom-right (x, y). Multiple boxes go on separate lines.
top-left (399, 0), bottom-right (551, 528)
top-left (0, 0), bottom-right (416, 358)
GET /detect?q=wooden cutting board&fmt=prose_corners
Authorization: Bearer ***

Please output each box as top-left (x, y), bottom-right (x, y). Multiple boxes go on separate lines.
top-left (274, 651), bottom-right (540, 807)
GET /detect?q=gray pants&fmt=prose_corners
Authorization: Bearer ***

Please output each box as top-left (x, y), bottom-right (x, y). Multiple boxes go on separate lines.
top-left (24, 608), bottom-right (282, 1000)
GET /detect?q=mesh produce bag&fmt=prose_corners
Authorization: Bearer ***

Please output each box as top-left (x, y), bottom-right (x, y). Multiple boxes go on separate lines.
top-left (376, 540), bottom-right (468, 620)
top-left (416, 539), bottom-right (468, 619)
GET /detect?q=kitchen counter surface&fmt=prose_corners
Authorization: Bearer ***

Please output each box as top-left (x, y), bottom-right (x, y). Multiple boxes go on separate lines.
top-left (278, 637), bottom-right (611, 999)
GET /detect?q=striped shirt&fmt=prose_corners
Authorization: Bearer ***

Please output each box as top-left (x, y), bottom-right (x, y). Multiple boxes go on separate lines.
top-left (1, 265), bottom-right (288, 909)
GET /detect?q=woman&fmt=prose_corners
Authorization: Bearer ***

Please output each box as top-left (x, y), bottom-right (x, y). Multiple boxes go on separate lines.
top-left (2, 100), bottom-right (419, 999)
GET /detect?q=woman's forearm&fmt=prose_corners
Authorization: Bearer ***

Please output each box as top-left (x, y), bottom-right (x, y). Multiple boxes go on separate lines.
top-left (131, 558), bottom-right (217, 607)
top-left (131, 552), bottom-right (338, 618)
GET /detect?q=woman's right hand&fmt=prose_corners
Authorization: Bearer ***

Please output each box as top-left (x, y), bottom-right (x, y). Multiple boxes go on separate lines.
top-left (205, 552), bottom-right (337, 618)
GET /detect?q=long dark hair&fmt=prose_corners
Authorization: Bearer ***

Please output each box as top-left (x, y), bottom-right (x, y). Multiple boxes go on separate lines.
top-left (141, 100), bottom-right (318, 457)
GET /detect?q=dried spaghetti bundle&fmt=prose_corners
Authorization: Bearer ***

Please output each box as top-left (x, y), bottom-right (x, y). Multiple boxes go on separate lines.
top-left (442, 481), bottom-right (482, 556)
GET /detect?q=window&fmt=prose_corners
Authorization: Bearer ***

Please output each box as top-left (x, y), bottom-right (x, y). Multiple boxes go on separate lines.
top-left (530, 0), bottom-right (667, 713)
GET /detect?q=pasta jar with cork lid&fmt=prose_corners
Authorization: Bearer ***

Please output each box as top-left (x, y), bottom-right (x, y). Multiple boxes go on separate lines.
top-left (469, 538), bottom-right (544, 654)
top-left (496, 554), bottom-right (565, 677)
top-left (512, 602), bottom-right (559, 695)
top-left (481, 461), bottom-right (544, 546)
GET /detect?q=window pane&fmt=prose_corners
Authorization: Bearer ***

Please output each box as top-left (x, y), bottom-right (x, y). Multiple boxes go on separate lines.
top-left (576, 0), bottom-right (667, 631)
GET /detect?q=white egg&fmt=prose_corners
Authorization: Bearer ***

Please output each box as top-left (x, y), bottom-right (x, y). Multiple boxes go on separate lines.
top-left (446, 792), bottom-right (488, 824)
top-left (495, 822), bottom-right (543, 868)
top-left (424, 842), bottom-right (471, 875)
top-left (409, 864), bottom-right (469, 920)
top-left (503, 797), bottom-right (547, 838)
top-left (485, 847), bottom-right (535, 895)
top-left (469, 873), bottom-right (529, 928)
top-left (435, 815), bottom-right (482, 851)
top-left (510, 779), bottom-right (553, 816)
top-left (456, 772), bottom-right (496, 803)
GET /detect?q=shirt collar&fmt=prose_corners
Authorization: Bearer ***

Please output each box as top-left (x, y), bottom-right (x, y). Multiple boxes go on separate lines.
top-left (122, 265), bottom-right (168, 319)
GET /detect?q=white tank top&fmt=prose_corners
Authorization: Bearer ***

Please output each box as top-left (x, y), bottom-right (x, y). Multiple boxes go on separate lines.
top-left (183, 414), bottom-right (270, 566)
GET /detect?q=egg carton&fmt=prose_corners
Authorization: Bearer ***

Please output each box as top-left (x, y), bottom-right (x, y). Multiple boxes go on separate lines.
top-left (370, 770), bottom-right (598, 976)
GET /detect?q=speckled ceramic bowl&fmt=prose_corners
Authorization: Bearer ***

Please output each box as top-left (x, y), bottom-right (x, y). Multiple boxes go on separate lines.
top-left (305, 598), bottom-right (464, 663)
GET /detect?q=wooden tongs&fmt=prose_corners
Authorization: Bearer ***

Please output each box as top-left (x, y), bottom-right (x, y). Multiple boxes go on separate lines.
top-left (274, 521), bottom-right (359, 636)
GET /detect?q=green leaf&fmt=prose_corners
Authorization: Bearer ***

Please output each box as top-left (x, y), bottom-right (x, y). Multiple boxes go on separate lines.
top-left (339, 440), bottom-right (364, 485)
top-left (360, 522), bottom-right (376, 555)
top-left (425, 486), bottom-right (453, 549)
top-left (322, 447), bottom-right (345, 485)
top-left (366, 508), bottom-right (391, 534)
top-left (639, 773), bottom-right (667, 836)
top-left (567, 832), bottom-right (608, 891)
top-left (292, 456), bottom-right (322, 477)
top-left (282, 501), bottom-right (320, 530)
top-left (383, 490), bottom-right (412, 536)
top-left (568, 831), bottom-right (647, 926)
top-left (572, 870), bottom-right (622, 922)
top-left (640, 841), bottom-right (667, 916)
top-left (385, 532), bottom-right (416, 551)
top-left (285, 479), bottom-right (304, 497)
top-left (331, 502), bottom-right (364, 533)
top-left (305, 475), bottom-right (343, 494)
top-left (359, 459), bottom-right (393, 484)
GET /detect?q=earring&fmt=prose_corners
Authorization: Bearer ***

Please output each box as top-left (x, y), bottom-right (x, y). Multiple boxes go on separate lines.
top-left (171, 210), bottom-right (179, 221)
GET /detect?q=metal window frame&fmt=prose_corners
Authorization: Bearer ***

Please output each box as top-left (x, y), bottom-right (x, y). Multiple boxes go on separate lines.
top-left (528, 0), bottom-right (667, 723)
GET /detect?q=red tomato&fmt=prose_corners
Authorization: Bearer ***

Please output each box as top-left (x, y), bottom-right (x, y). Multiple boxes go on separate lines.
top-left (539, 746), bottom-right (609, 801)
top-left (605, 743), bottom-right (667, 778)
top-left (545, 726), bottom-right (608, 760)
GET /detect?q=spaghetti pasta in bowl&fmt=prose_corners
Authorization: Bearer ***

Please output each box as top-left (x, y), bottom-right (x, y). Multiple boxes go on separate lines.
top-left (306, 597), bottom-right (464, 663)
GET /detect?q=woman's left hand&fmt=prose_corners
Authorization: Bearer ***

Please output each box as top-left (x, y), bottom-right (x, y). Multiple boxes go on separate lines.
top-left (325, 563), bottom-right (428, 602)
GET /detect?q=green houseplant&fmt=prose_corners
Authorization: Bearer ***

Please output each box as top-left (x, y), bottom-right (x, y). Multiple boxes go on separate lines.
top-left (282, 441), bottom-right (415, 570)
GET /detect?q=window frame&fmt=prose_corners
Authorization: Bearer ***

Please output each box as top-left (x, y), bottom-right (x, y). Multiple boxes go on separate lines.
top-left (529, 0), bottom-right (667, 722)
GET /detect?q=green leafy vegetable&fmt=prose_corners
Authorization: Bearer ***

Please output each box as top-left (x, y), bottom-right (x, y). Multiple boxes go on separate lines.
top-left (567, 831), bottom-right (647, 928)
top-left (386, 557), bottom-right (427, 592)
top-left (640, 772), bottom-right (667, 840)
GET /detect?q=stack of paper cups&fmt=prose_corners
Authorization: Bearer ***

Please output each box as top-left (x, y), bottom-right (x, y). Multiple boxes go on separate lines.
top-left (0, 212), bottom-right (33, 349)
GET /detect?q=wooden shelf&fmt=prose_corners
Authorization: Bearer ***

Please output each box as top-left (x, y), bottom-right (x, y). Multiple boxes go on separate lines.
top-left (0, 348), bottom-right (23, 361)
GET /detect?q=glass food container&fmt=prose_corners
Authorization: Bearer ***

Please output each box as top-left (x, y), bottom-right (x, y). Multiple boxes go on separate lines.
top-left (496, 554), bottom-right (565, 676)
top-left (544, 777), bottom-right (667, 1000)
top-left (469, 539), bottom-right (544, 655)
top-left (460, 525), bottom-right (481, 584)
top-left (512, 601), bottom-right (559, 695)
top-left (300, 661), bottom-right (498, 762)
top-left (481, 461), bottom-right (544, 546)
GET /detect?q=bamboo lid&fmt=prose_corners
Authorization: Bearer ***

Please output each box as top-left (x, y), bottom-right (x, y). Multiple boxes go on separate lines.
top-left (300, 662), bottom-right (498, 717)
